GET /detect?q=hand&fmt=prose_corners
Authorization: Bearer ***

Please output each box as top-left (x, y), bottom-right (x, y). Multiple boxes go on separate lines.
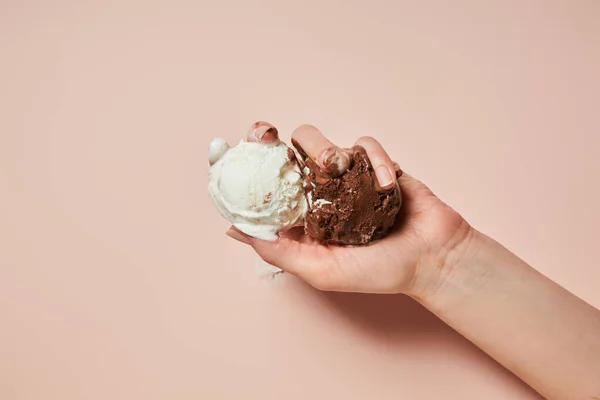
top-left (227, 122), bottom-right (472, 298)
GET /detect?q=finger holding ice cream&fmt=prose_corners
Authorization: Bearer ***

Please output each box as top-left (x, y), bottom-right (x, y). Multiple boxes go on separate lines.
top-left (246, 121), bottom-right (280, 144)
top-left (291, 124), bottom-right (351, 177)
top-left (354, 136), bottom-right (399, 190)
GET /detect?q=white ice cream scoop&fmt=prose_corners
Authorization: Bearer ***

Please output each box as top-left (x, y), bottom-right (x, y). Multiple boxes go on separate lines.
top-left (207, 135), bottom-right (307, 241)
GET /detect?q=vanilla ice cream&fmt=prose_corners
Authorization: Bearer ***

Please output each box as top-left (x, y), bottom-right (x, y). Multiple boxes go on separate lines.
top-left (208, 138), bottom-right (307, 241)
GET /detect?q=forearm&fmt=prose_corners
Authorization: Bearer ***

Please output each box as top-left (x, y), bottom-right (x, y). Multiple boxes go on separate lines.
top-left (415, 228), bottom-right (600, 399)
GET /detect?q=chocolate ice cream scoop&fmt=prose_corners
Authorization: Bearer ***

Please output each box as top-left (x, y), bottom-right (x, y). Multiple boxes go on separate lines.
top-left (294, 142), bottom-right (402, 245)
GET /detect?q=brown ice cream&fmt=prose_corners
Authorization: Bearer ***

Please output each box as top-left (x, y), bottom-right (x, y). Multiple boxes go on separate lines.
top-left (292, 141), bottom-right (402, 245)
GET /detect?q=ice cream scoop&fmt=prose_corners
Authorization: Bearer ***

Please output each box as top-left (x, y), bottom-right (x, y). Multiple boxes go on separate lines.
top-left (297, 144), bottom-right (402, 245)
top-left (207, 134), bottom-right (307, 241)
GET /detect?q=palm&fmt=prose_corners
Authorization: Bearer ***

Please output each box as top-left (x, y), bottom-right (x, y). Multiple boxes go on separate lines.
top-left (237, 122), bottom-right (468, 294)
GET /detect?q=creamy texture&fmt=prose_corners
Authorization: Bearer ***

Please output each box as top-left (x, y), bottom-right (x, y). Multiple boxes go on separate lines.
top-left (208, 138), bottom-right (307, 241)
top-left (297, 144), bottom-right (402, 245)
top-left (208, 137), bottom-right (229, 165)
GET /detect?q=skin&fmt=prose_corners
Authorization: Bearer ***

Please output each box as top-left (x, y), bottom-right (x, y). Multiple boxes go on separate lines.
top-left (226, 122), bottom-right (600, 399)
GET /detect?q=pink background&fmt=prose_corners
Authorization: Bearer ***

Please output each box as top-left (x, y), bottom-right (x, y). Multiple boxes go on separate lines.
top-left (1, 1), bottom-right (599, 399)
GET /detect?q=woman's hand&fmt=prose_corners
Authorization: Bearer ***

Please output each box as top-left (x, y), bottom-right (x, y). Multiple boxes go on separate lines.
top-left (227, 122), bottom-right (472, 298)
top-left (229, 121), bottom-right (600, 399)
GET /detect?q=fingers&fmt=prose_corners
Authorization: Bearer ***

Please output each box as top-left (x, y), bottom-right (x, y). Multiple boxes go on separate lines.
top-left (247, 121), bottom-right (280, 144)
top-left (248, 122), bottom-right (400, 191)
top-left (225, 227), bottom-right (332, 287)
top-left (354, 136), bottom-right (397, 190)
top-left (291, 124), bottom-right (351, 177)
top-left (291, 125), bottom-right (399, 187)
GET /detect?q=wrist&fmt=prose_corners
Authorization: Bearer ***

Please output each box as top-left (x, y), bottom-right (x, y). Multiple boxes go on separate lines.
top-left (407, 221), bottom-right (483, 306)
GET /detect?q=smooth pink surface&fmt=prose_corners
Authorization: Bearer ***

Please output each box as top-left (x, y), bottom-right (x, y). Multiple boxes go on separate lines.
top-left (1, 1), bottom-right (599, 399)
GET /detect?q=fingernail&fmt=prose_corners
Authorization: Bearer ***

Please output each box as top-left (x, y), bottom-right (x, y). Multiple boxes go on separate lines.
top-left (248, 121), bottom-right (279, 143)
top-left (375, 165), bottom-right (394, 188)
top-left (319, 147), bottom-right (351, 177)
top-left (226, 227), bottom-right (252, 244)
